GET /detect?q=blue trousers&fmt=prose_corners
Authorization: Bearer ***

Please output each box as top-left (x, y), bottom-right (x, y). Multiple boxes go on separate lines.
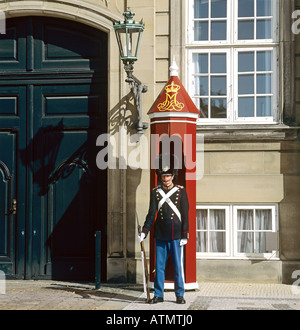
top-left (154, 239), bottom-right (185, 298)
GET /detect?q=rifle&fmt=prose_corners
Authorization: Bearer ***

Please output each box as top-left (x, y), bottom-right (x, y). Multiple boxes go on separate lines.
top-left (138, 224), bottom-right (151, 303)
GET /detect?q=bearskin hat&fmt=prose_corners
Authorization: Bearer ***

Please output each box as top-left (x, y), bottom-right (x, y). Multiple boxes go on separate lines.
top-left (155, 153), bottom-right (179, 177)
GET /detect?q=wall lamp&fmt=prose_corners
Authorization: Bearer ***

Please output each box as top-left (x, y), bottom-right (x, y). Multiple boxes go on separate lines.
top-left (113, 8), bottom-right (148, 134)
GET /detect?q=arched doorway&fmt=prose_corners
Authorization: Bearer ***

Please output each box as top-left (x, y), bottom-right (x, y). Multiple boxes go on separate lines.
top-left (0, 16), bottom-right (108, 281)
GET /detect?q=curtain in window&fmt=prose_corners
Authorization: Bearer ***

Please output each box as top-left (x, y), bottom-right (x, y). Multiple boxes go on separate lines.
top-left (237, 209), bottom-right (272, 253)
top-left (197, 209), bottom-right (207, 252)
top-left (255, 209), bottom-right (272, 253)
top-left (210, 209), bottom-right (225, 252)
top-left (237, 210), bottom-right (254, 253)
top-left (196, 209), bottom-right (225, 253)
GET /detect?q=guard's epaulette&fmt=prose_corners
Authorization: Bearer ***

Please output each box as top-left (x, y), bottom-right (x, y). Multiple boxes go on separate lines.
top-left (152, 186), bottom-right (160, 191)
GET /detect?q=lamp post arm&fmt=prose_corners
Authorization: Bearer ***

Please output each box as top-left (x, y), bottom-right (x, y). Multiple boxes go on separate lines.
top-left (123, 62), bottom-right (148, 133)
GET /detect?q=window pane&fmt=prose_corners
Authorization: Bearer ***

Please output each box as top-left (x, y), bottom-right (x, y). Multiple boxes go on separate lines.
top-left (211, 0), bottom-right (227, 18)
top-left (211, 53), bottom-right (226, 73)
top-left (255, 233), bottom-right (266, 253)
top-left (197, 209), bottom-right (208, 229)
top-left (255, 209), bottom-right (272, 230)
top-left (199, 98), bottom-right (209, 117)
top-left (193, 53), bottom-right (208, 73)
top-left (194, 0), bottom-right (209, 18)
top-left (257, 0), bottom-right (272, 16)
top-left (239, 52), bottom-right (254, 72)
top-left (197, 208), bottom-right (227, 253)
top-left (257, 19), bottom-right (272, 39)
top-left (211, 98), bottom-right (227, 118)
top-left (257, 96), bottom-right (272, 116)
top-left (194, 76), bottom-right (209, 96)
top-left (211, 76), bottom-right (226, 95)
top-left (197, 231), bottom-right (207, 252)
top-left (194, 98), bottom-right (209, 117)
top-left (197, 209), bottom-right (208, 252)
top-left (257, 51), bottom-right (272, 71)
top-left (211, 21), bottom-right (227, 40)
top-left (238, 97), bottom-right (255, 117)
top-left (238, 232), bottom-right (254, 253)
top-left (238, 0), bottom-right (254, 17)
top-left (238, 20), bottom-right (254, 39)
top-left (239, 75), bottom-right (254, 94)
top-left (210, 209), bottom-right (226, 229)
top-left (257, 74), bottom-right (271, 94)
top-left (194, 21), bottom-right (208, 40)
top-left (210, 232), bottom-right (226, 252)
top-left (237, 210), bottom-right (254, 230)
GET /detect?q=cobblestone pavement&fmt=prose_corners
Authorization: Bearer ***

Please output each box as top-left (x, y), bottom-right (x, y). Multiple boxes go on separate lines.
top-left (0, 280), bottom-right (300, 310)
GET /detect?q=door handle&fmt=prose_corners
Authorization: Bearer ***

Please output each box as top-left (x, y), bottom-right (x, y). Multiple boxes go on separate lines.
top-left (12, 199), bottom-right (17, 215)
top-left (7, 199), bottom-right (17, 216)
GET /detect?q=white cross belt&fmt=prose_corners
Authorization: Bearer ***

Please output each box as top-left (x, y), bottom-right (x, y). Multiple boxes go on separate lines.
top-left (157, 187), bottom-right (181, 221)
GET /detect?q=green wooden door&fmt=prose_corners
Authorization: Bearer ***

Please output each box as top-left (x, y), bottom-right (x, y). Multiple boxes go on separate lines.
top-left (0, 86), bottom-right (27, 279)
top-left (0, 17), bottom-right (107, 280)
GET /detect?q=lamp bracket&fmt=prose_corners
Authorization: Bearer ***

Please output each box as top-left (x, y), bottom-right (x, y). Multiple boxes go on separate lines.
top-left (123, 62), bottom-right (148, 134)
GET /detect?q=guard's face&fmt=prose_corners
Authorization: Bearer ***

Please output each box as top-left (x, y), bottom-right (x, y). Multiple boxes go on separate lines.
top-left (161, 175), bottom-right (173, 186)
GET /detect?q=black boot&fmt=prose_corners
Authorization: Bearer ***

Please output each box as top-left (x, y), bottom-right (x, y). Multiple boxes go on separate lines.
top-left (176, 296), bottom-right (186, 304)
top-left (148, 296), bottom-right (164, 304)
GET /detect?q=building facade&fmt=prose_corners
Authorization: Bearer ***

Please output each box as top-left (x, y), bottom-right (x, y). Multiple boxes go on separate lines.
top-left (0, 0), bottom-right (299, 284)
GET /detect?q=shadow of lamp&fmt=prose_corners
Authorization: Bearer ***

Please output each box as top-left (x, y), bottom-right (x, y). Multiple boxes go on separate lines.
top-left (113, 7), bottom-right (148, 134)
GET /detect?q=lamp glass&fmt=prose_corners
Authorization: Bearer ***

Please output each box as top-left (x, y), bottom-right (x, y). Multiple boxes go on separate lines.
top-left (114, 10), bottom-right (144, 62)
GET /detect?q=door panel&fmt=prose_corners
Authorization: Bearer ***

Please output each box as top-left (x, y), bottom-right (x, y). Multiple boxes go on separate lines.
top-left (0, 135), bottom-right (15, 272)
top-left (0, 20), bottom-right (27, 72)
top-left (33, 18), bottom-right (107, 72)
top-left (40, 83), bottom-right (104, 118)
top-left (0, 84), bottom-right (27, 277)
top-left (33, 126), bottom-right (105, 280)
top-left (44, 131), bottom-right (98, 279)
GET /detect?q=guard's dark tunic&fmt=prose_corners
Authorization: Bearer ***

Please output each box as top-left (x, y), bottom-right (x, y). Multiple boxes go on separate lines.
top-left (142, 185), bottom-right (189, 241)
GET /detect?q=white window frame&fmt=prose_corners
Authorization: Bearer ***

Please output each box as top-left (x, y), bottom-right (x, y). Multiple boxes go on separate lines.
top-left (196, 205), bottom-right (230, 258)
top-left (233, 47), bottom-right (279, 123)
top-left (196, 204), bottom-right (279, 260)
top-left (187, 0), bottom-right (279, 45)
top-left (186, 0), bottom-right (279, 125)
top-left (189, 49), bottom-right (231, 123)
top-left (233, 0), bottom-right (279, 45)
top-left (188, 0), bottom-right (231, 45)
top-left (233, 205), bottom-right (278, 259)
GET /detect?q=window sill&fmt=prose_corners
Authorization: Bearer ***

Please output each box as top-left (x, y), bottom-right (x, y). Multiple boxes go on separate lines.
top-left (196, 256), bottom-right (280, 261)
top-left (196, 123), bottom-right (300, 142)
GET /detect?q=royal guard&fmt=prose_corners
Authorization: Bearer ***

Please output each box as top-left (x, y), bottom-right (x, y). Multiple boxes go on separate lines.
top-left (138, 154), bottom-right (189, 304)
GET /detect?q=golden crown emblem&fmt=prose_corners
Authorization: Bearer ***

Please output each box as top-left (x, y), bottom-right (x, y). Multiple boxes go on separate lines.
top-left (165, 81), bottom-right (181, 93)
top-left (157, 80), bottom-right (184, 112)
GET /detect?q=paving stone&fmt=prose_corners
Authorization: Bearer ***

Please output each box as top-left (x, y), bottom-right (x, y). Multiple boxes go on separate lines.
top-left (1, 280), bottom-right (300, 310)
